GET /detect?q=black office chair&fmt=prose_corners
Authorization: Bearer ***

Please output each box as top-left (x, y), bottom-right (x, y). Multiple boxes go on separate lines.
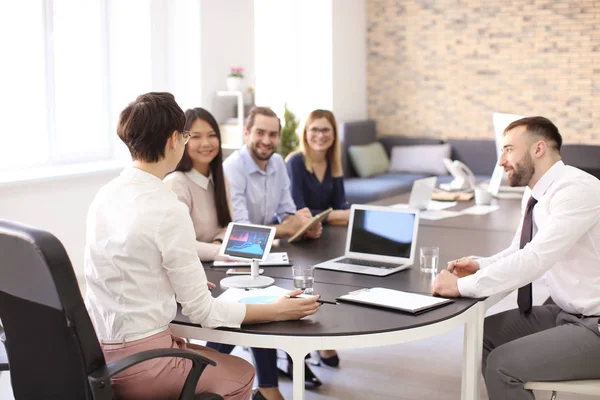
top-left (0, 324), bottom-right (8, 373)
top-left (0, 220), bottom-right (222, 400)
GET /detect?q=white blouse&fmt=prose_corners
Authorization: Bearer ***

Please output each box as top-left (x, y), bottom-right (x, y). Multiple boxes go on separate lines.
top-left (84, 167), bottom-right (245, 341)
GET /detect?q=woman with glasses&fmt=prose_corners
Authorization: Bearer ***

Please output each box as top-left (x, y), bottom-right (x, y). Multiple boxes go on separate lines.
top-left (287, 109), bottom-right (351, 228)
top-left (84, 95), bottom-right (319, 400)
top-left (285, 109), bottom-right (351, 367)
top-left (165, 107), bottom-right (313, 400)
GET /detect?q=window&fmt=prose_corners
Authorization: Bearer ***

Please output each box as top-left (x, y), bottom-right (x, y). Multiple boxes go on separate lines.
top-left (0, 2), bottom-right (49, 170)
top-left (254, 0), bottom-right (333, 121)
top-left (0, 0), bottom-right (201, 178)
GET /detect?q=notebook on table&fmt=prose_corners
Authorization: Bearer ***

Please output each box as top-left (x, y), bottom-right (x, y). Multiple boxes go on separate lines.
top-left (337, 287), bottom-right (454, 314)
top-left (313, 204), bottom-right (419, 277)
top-left (288, 208), bottom-right (333, 243)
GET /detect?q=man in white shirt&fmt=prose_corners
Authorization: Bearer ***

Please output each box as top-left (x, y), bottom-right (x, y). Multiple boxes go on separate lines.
top-left (433, 116), bottom-right (600, 400)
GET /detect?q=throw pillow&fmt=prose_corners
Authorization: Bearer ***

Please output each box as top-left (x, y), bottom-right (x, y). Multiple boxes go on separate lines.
top-left (348, 142), bottom-right (390, 178)
top-left (388, 144), bottom-right (451, 175)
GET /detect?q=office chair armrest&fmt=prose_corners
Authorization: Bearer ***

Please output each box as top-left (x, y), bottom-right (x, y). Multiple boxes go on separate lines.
top-left (88, 348), bottom-right (221, 400)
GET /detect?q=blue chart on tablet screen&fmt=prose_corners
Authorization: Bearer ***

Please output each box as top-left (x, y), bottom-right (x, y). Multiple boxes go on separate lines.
top-left (226, 227), bottom-right (269, 256)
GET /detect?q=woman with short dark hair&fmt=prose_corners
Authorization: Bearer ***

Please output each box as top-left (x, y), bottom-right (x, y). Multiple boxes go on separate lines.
top-left (84, 93), bottom-right (320, 400)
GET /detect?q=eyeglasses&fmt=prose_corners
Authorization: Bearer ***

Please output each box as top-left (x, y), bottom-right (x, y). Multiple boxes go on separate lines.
top-left (180, 130), bottom-right (191, 145)
top-left (308, 127), bottom-right (332, 136)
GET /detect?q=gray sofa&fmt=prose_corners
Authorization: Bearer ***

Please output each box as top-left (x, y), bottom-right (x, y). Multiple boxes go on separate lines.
top-left (340, 120), bottom-right (600, 204)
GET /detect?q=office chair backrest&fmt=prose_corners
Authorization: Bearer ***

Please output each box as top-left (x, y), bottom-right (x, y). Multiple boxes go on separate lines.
top-left (0, 324), bottom-right (8, 372)
top-left (0, 220), bottom-right (105, 399)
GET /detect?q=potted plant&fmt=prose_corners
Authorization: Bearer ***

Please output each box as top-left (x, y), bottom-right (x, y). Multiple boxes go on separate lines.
top-left (226, 66), bottom-right (244, 91)
top-left (278, 103), bottom-right (299, 159)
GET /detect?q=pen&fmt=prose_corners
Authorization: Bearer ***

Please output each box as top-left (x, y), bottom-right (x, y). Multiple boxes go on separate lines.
top-left (285, 212), bottom-right (296, 216)
top-left (285, 295), bottom-right (337, 305)
top-left (448, 261), bottom-right (456, 274)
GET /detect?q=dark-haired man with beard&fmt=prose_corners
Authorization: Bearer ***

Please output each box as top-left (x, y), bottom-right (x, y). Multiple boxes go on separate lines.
top-left (433, 116), bottom-right (600, 400)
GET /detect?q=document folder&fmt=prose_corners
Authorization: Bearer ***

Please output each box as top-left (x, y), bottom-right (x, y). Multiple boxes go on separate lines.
top-left (336, 287), bottom-right (454, 314)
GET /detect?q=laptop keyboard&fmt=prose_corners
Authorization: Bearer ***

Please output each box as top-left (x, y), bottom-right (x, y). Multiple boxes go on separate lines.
top-left (334, 258), bottom-right (401, 269)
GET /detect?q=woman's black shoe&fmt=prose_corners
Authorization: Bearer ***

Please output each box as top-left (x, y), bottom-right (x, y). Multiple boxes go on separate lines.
top-left (289, 361), bottom-right (322, 387)
top-left (278, 358), bottom-right (322, 387)
top-left (319, 352), bottom-right (340, 367)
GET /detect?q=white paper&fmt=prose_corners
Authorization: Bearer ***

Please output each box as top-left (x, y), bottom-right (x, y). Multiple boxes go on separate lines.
top-left (427, 200), bottom-right (457, 210)
top-left (338, 287), bottom-right (451, 313)
top-left (420, 210), bottom-right (462, 220)
top-left (392, 201), bottom-right (457, 211)
top-left (213, 252), bottom-right (290, 267)
top-left (217, 285), bottom-right (290, 304)
top-left (460, 205), bottom-right (500, 215)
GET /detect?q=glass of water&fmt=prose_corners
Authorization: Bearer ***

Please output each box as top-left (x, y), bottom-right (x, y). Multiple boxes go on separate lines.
top-left (420, 246), bottom-right (440, 274)
top-left (292, 265), bottom-right (315, 294)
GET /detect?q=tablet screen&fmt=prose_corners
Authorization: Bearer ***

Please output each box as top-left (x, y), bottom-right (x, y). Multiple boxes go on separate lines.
top-left (222, 223), bottom-right (275, 261)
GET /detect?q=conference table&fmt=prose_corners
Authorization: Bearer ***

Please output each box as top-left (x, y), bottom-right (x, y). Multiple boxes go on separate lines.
top-left (171, 198), bottom-right (521, 400)
top-left (373, 193), bottom-right (523, 233)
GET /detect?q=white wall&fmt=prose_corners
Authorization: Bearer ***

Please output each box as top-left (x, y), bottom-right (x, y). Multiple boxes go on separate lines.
top-left (199, 0), bottom-right (255, 123)
top-left (254, 0), bottom-right (333, 121)
top-left (0, 171), bottom-right (119, 279)
top-left (332, 0), bottom-right (368, 122)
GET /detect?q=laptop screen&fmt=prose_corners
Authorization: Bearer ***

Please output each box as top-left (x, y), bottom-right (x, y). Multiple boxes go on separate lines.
top-left (349, 209), bottom-right (416, 259)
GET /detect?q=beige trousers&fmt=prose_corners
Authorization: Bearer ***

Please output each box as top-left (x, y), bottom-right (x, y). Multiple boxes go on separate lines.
top-left (101, 328), bottom-right (254, 400)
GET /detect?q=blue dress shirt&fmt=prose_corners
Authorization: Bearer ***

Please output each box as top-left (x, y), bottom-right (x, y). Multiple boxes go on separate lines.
top-left (223, 145), bottom-right (297, 225)
top-left (286, 152), bottom-right (350, 217)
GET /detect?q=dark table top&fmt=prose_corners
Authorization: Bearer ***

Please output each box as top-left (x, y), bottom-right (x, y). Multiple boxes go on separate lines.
top-left (173, 273), bottom-right (479, 337)
top-left (207, 224), bottom-right (514, 293)
top-left (173, 198), bottom-right (517, 338)
top-left (371, 193), bottom-right (523, 233)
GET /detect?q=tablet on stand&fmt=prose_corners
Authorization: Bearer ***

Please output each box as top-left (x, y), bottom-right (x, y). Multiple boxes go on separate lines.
top-left (218, 223), bottom-right (276, 289)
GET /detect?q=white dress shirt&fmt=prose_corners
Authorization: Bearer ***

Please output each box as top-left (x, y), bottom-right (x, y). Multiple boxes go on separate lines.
top-left (84, 167), bottom-right (246, 342)
top-left (458, 161), bottom-right (600, 316)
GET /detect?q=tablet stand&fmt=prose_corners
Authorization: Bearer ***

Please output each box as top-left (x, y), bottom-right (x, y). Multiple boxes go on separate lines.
top-left (220, 259), bottom-right (275, 289)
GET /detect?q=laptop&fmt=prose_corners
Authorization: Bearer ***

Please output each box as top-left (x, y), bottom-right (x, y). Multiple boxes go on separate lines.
top-left (313, 204), bottom-right (420, 276)
top-left (407, 177), bottom-right (437, 210)
top-left (487, 165), bottom-right (525, 200)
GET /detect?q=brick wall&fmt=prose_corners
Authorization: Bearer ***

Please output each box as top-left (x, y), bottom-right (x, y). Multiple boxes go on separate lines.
top-left (367, 0), bottom-right (600, 144)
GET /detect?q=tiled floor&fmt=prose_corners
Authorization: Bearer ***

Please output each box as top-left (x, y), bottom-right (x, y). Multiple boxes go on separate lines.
top-left (0, 283), bottom-right (596, 399)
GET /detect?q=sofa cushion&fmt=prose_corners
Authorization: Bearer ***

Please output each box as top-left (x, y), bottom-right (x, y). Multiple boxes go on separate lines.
top-left (340, 120), bottom-right (377, 178)
top-left (447, 139), bottom-right (497, 176)
top-left (561, 144), bottom-right (600, 180)
top-left (388, 144), bottom-right (451, 175)
top-left (379, 136), bottom-right (445, 156)
top-left (344, 173), bottom-right (430, 204)
top-left (348, 142), bottom-right (390, 178)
